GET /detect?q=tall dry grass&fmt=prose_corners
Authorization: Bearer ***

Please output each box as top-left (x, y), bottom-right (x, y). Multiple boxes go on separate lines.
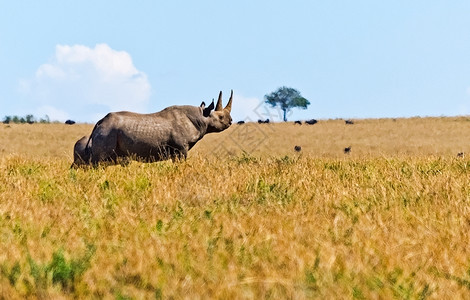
top-left (0, 117), bottom-right (470, 298)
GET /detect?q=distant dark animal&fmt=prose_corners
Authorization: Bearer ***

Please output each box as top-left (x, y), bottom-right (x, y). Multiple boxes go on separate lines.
top-left (344, 146), bottom-right (351, 154)
top-left (76, 90), bottom-right (233, 166)
top-left (237, 121), bottom-right (245, 125)
top-left (345, 120), bottom-right (354, 125)
top-left (72, 135), bottom-right (91, 166)
top-left (65, 120), bottom-right (76, 125)
top-left (258, 119), bottom-right (270, 124)
top-left (457, 152), bottom-right (465, 158)
top-left (294, 145), bottom-right (302, 152)
top-left (294, 121), bottom-right (302, 125)
top-left (305, 119), bottom-right (317, 125)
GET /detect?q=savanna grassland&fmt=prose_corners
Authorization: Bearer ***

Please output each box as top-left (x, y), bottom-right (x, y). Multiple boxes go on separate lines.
top-left (1, 117), bottom-right (470, 299)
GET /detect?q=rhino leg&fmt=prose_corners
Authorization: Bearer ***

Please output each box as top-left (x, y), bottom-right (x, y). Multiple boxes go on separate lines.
top-left (169, 144), bottom-right (188, 162)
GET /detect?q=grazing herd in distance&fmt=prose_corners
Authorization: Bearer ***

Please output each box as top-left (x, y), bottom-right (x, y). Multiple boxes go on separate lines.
top-left (237, 118), bottom-right (355, 125)
top-left (69, 118), bottom-right (357, 126)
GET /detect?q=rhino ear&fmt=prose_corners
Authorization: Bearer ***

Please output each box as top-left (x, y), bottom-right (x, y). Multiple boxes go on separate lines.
top-left (207, 99), bottom-right (215, 111)
top-left (200, 101), bottom-right (206, 109)
top-left (203, 99), bottom-right (215, 117)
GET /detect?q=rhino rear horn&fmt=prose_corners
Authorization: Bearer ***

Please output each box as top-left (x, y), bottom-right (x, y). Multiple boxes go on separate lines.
top-left (224, 90), bottom-right (233, 113)
top-left (215, 91), bottom-right (223, 111)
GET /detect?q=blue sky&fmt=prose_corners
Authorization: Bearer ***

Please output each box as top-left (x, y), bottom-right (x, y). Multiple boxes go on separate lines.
top-left (1, 1), bottom-right (470, 122)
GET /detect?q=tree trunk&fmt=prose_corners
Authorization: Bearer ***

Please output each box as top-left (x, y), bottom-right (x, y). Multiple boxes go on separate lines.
top-left (283, 109), bottom-right (287, 122)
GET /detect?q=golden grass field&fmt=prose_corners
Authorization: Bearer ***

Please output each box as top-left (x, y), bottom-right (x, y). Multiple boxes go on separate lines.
top-left (1, 117), bottom-right (470, 299)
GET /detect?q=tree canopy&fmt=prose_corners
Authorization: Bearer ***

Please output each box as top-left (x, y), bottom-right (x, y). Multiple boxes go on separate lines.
top-left (264, 86), bottom-right (310, 121)
top-left (2, 114), bottom-right (50, 124)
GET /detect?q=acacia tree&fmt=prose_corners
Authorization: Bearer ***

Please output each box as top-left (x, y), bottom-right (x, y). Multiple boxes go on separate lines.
top-left (264, 86), bottom-right (310, 121)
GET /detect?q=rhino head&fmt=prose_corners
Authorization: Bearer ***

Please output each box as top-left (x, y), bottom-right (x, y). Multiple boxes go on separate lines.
top-left (202, 90), bottom-right (233, 133)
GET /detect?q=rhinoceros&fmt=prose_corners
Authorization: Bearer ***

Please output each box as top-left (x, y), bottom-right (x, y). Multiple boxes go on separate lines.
top-left (72, 135), bottom-right (91, 166)
top-left (75, 90), bottom-right (233, 166)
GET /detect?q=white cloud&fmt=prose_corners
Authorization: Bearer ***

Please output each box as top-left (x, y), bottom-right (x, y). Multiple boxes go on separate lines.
top-left (20, 43), bottom-right (151, 122)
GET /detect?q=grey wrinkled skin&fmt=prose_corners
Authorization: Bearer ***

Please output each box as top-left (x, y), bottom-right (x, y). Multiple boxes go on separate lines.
top-left (74, 90), bottom-right (233, 166)
top-left (72, 135), bottom-right (91, 167)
